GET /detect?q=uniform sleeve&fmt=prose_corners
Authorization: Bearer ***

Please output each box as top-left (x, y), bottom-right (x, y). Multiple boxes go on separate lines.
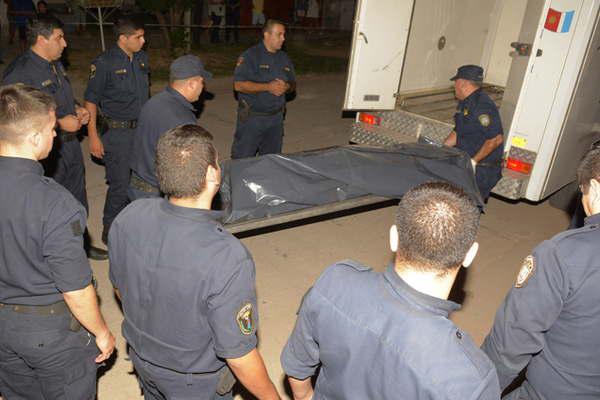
top-left (233, 50), bottom-right (256, 82)
top-left (107, 220), bottom-right (122, 290)
top-left (481, 241), bottom-right (568, 390)
top-left (284, 53), bottom-right (296, 83)
top-left (2, 64), bottom-right (32, 86)
top-left (84, 57), bottom-right (107, 105)
top-left (473, 104), bottom-right (502, 140)
top-left (469, 368), bottom-right (501, 400)
top-left (206, 254), bottom-right (258, 359)
top-left (43, 194), bottom-right (92, 293)
top-left (281, 288), bottom-right (321, 379)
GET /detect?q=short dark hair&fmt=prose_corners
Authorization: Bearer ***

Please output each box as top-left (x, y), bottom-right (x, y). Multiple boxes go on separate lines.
top-left (156, 124), bottom-right (217, 198)
top-left (577, 147), bottom-right (600, 193)
top-left (0, 84), bottom-right (56, 145)
top-left (263, 19), bottom-right (285, 34)
top-left (114, 15), bottom-right (144, 39)
top-left (395, 182), bottom-right (480, 274)
top-left (28, 16), bottom-right (63, 44)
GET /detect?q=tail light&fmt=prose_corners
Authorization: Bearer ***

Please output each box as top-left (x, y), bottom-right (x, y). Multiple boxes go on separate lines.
top-left (506, 158), bottom-right (533, 174)
top-left (358, 113), bottom-right (381, 126)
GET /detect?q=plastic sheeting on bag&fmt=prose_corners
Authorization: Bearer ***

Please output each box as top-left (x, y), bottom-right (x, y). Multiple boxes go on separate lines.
top-left (218, 144), bottom-right (483, 224)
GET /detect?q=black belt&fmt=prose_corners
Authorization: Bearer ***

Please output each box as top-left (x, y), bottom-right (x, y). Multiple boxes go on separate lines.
top-left (130, 174), bottom-right (159, 194)
top-left (478, 160), bottom-right (502, 168)
top-left (104, 117), bottom-right (137, 129)
top-left (0, 300), bottom-right (70, 316)
top-left (59, 132), bottom-right (79, 143)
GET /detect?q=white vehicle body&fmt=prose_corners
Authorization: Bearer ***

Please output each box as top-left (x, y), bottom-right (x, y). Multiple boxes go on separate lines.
top-left (345, 0), bottom-right (600, 201)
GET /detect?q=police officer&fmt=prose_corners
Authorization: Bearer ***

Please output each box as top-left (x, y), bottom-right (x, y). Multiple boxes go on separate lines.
top-left (281, 182), bottom-right (500, 399)
top-left (129, 54), bottom-right (211, 201)
top-left (84, 15), bottom-right (149, 244)
top-left (232, 19), bottom-right (296, 159)
top-left (0, 85), bottom-right (115, 398)
top-left (2, 16), bottom-right (107, 260)
top-left (444, 65), bottom-right (503, 201)
top-left (482, 147), bottom-right (600, 399)
top-left (109, 125), bottom-right (281, 400)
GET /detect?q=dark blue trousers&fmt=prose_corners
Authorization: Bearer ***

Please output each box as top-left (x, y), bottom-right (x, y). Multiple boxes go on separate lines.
top-left (102, 127), bottom-right (135, 227)
top-left (44, 137), bottom-right (88, 212)
top-left (130, 350), bottom-right (233, 400)
top-left (475, 166), bottom-right (502, 202)
top-left (231, 113), bottom-right (284, 159)
top-left (0, 307), bottom-right (98, 399)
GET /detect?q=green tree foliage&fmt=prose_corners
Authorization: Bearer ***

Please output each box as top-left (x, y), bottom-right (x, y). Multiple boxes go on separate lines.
top-left (136, 0), bottom-right (195, 52)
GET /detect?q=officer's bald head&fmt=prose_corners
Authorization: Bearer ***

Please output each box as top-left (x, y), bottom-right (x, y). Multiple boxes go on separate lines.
top-left (0, 85), bottom-right (56, 146)
top-left (395, 182), bottom-right (480, 274)
top-left (156, 124), bottom-right (218, 199)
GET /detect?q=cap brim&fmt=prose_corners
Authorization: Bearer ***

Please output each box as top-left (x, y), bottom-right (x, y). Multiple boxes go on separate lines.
top-left (450, 75), bottom-right (458, 81)
top-left (202, 70), bottom-right (213, 80)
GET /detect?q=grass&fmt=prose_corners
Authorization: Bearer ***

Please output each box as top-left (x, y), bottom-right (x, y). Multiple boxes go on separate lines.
top-left (65, 31), bottom-right (350, 82)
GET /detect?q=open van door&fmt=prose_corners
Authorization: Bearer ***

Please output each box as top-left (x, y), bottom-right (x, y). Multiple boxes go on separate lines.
top-left (343, 0), bottom-right (414, 110)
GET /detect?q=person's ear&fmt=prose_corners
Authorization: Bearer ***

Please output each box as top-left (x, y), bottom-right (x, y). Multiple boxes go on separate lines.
top-left (462, 242), bottom-right (479, 268)
top-left (205, 164), bottom-right (220, 188)
top-left (389, 225), bottom-right (398, 252)
top-left (28, 130), bottom-right (41, 148)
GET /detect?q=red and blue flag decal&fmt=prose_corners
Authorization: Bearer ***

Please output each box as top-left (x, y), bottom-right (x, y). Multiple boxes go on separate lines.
top-left (544, 8), bottom-right (575, 33)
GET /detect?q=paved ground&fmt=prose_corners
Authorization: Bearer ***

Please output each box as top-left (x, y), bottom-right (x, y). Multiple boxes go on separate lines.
top-left (4, 69), bottom-right (569, 398)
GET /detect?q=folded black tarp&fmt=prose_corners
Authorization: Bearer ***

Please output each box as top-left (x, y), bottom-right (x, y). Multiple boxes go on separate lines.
top-left (219, 144), bottom-right (483, 224)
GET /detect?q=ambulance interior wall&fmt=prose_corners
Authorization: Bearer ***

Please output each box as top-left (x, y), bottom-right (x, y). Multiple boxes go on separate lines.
top-left (398, 0), bottom-right (527, 93)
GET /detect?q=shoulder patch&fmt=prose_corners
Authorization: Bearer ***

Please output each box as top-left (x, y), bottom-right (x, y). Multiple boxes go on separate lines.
top-left (89, 64), bottom-right (96, 80)
top-left (236, 56), bottom-right (244, 67)
top-left (515, 255), bottom-right (536, 288)
top-left (236, 303), bottom-right (254, 335)
top-left (337, 259), bottom-right (372, 272)
top-left (478, 113), bottom-right (491, 127)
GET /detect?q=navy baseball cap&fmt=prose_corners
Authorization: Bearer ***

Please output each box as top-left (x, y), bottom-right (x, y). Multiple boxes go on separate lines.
top-left (170, 55), bottom-right (213, 81)
top-left (450, 65), bottom-right (484, 83)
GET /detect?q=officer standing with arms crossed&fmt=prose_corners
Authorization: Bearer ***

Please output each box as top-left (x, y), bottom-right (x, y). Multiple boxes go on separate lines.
top-left (129, 54), bottom-right (211, 201)
top-left (84, 15), bottom-right (150, 245)
top-left (0, 85), bottom-right (115, 399)
top-left (232, 19), bottom-right (296, 159)
top-left (482, 147), bottom-right (600, 399)
top-left (109, 124), bottom-right (281, 400)
top-left (281, 182), bottom-right (500, 400)
top-left (444, 65), bottom-right (504, 201)
top-left (2, 16), bottom-right (107, 260)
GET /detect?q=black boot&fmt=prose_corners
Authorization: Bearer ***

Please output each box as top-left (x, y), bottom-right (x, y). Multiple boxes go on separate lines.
top-left (84, 229), bottom-right (108, 261)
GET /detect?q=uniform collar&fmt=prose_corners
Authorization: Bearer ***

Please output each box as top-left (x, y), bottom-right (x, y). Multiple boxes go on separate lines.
top-left (460, 88), bottom-right (481, 107)
top-left (112, 45), bottom-right (140, 61)
top-left (259, 41), bottom-right (276, 55)
top-left (165, 86), bottom-right (195, 112)
top-left (383, 264), bottom-right (460, 317)
top-left (160, 198), bottom-right (224, 223)
top-left (0, 156), bottom-right (44, 175)
top-left (584, 213), bottom-right (600, 226)
top-left (27, 48), bottom-right (54, 69)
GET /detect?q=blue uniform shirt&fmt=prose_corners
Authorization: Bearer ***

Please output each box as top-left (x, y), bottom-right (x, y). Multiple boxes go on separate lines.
top-left (482, 213), bottom-right (600, 399)
top-left (130, 86), bottom-right (197, 187)
top-left (282, 261), bottom-right (500, 400)
top-left (234, 41), bottom-right (295, 113)
top-left (109, 198), bottom-right (258, 380)
top-left (0, 157), bottom-right (91, 306)
top-left (3, 49), bottom-right (76, 119)
top-left (454, 89), bottom-right (503, 164)
top-left (84, 45), bottom-right (150, 121)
